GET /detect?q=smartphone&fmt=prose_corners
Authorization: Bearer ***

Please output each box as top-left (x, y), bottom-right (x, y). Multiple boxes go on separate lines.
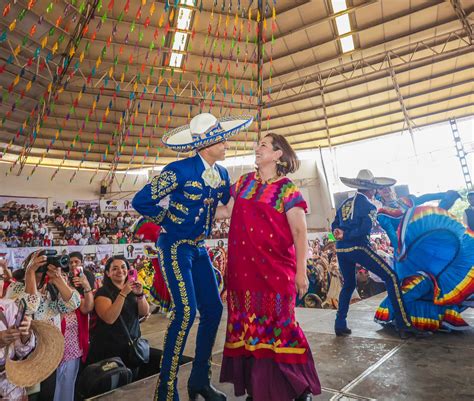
top-left (74, 266), bottom-right (84, 277)
top-left (128, 268), bottom-right (138, 282)
top-left (14, 299), bottom-right (27, 329)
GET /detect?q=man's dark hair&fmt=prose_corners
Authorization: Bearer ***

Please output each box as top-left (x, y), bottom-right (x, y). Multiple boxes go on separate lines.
top-left (69, 251), bottom-right (83, 262)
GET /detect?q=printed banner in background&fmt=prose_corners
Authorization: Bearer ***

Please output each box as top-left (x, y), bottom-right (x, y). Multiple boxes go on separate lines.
top-left (65, 200), bottom-right (101, 209)
top-left (96, 245), bottom-right (114, 262)
top-left (0, 196), bottom-right (48, 211)
top-left (100, 199), bottom-right (134, 212)
top-left (51, 200), bottom-right (101, 211)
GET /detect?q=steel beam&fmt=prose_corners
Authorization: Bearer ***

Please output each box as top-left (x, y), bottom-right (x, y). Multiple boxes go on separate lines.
top-left (14, 0), bottom-right (100, 175)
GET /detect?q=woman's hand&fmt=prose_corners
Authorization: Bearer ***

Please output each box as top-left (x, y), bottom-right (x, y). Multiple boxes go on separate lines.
top-left (119, 281), bottom-right (134, 297)
top-left (131, 281), bottom-right (143, 295)
top-left (18, 316), bottom-right (33, 344)
top-left (46, 265), bottom-right (64, 284)
top-left (0, 259), bottom-right (7, 275)
top-left (0, 327), bottom-right (21, 347)
top-left (26, 252), bottom-right (47, 273)
top-left (295, 271), bottom-right (309, 299)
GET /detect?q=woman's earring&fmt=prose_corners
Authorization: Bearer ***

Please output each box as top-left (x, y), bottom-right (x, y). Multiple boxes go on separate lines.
top-left (276, 160), bottom-right (287, 167)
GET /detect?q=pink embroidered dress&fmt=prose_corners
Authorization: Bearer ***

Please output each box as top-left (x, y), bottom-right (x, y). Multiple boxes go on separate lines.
top-left (220, 172), bottom-right (321, 401)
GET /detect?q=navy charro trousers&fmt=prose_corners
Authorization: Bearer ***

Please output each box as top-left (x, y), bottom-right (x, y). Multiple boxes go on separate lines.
top-left (335, 244), bottom-right (412, 330)
top-left (155, 234), bottom-right (223, 401)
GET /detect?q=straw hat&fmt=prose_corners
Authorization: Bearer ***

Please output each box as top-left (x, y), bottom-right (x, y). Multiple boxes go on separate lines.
top-left (6, 320), bottom-right (64, 387)
top-left (162, 113), bottom-right (253, 152)
top-left (340, 169), bottom-right (396, 190)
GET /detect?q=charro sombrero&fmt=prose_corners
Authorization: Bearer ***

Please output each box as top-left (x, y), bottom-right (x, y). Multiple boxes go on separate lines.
top-left (6, 320), bottom-right (64, 387)
top-left (340, 169), bottom-right (396, 190)
top-left (162, 113), bottom-right (253, 152)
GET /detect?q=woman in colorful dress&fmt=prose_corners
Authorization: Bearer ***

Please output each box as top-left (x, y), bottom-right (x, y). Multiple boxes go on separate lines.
top-left (375, 186), bottom-right (474, 332)
top-left (217, 133), bottom-right (321, 401)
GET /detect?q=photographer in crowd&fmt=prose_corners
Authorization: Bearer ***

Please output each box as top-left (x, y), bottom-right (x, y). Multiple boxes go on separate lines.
top-left (6, 250), bottom-right (80, 400)
top-left (54, 252), bottom-right (95, 401)
top-left (0, 299), bottom-right (35, 399)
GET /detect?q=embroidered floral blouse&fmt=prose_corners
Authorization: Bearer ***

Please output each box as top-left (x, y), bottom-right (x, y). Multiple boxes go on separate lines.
top-left (6, 282), bottom-right (80, 328)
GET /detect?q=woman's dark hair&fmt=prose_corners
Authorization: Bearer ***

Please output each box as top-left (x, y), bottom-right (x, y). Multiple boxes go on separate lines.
top-left (12, 268), bottom-right (25, 282)
top-left (69, 251), bottom-right (83, 262)
top-left (264, 133), bottom-right (300, 176)
top-left (103, 255), bottom-right (130, 290)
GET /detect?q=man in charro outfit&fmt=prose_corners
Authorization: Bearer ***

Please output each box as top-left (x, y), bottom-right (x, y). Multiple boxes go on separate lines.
top-left (132, 113), bottom-right (252, 401)
top-left (331, 170), bottom-right (425, 339)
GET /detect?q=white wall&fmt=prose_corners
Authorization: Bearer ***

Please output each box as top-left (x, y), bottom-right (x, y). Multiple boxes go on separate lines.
top-left (224, 159), bottom-right (333, 231)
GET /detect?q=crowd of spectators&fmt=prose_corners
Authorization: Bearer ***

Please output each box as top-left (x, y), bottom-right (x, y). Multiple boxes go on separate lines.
top-left (209, 219), bottom-right (230, 239)
top-left (0, 203), bottom-right (142, 248)
top-left (300, 234), bottom-right (393, 309)
top-left (0, 249), bottom-right (158, 400)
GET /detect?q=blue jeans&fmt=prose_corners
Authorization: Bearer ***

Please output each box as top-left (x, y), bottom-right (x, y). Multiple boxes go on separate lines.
top-left (155, 235), bottom-right (223, 401)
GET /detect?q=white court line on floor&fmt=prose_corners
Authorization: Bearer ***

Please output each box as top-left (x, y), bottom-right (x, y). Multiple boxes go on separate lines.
top-left (329, 342), bottom-right (407, 401)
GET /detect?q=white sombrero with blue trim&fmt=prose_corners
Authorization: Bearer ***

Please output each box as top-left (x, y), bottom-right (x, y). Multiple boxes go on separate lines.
top-left (162, 113), bottom-right (253, 152)
top-left (340, 169), bottom-right (396, 190)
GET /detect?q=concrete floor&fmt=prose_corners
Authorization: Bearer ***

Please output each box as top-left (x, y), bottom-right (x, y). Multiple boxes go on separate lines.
top-left (92, 294), bottom-right (474, 401)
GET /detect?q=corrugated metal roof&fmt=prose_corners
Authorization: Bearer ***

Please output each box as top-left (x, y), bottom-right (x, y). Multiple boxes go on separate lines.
top-left (0, 0), bottom-right (472, 172)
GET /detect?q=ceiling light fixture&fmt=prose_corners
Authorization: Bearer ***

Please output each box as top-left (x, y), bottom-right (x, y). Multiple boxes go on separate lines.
top-left (169, 0), bottom-right (195, 68)
top-left (331, 0), bottom-right (354, 53)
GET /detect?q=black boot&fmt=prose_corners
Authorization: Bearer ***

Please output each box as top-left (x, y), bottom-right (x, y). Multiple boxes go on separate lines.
top-left (295, 392), bottom-right (312, 401)
top-left (335, 327), bottom-right (352, 337)
top-left (188, 384), bottom-right (227, 401)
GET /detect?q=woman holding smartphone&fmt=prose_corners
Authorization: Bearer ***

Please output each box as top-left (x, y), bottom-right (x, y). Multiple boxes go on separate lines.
top-left (87, 256), bottom-right (152, 377)
top-left (54, 254), bottom-right (95, 401)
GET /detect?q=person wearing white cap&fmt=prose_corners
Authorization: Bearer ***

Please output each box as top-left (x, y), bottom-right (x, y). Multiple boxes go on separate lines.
top-left (133, 113), bottom-right (252, 401)
top-left (331, 170), bottom-right (422, 339)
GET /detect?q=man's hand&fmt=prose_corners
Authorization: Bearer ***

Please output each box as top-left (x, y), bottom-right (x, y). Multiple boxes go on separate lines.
top-left (333, 228), bottom-right (344, 240)
top-left (72, 274), bottom-right (91, 291)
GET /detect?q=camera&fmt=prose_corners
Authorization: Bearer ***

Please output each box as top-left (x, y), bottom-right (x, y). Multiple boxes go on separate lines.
top-left (38, 250), bottom-right (70, 273)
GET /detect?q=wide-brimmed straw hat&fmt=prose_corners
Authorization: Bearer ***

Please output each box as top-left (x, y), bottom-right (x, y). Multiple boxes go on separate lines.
top-left (340, 169), bottom-right (396, 190)
top-left (6, 320), bottom-right (64, 387)
top-left (162, 113), bottom-right (253, 152)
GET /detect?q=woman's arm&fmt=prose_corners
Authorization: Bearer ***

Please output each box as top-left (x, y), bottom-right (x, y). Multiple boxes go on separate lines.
top-left (130, 281), bottom-right (149, 317)
top-left (136, 295), bottom-right (149, 317)
top-left (286, 207), bottom-right (309, 298)
top-left (95, 283), bottom-right (133, 325)
top-left (72, 275), bottom-right (95, 314)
